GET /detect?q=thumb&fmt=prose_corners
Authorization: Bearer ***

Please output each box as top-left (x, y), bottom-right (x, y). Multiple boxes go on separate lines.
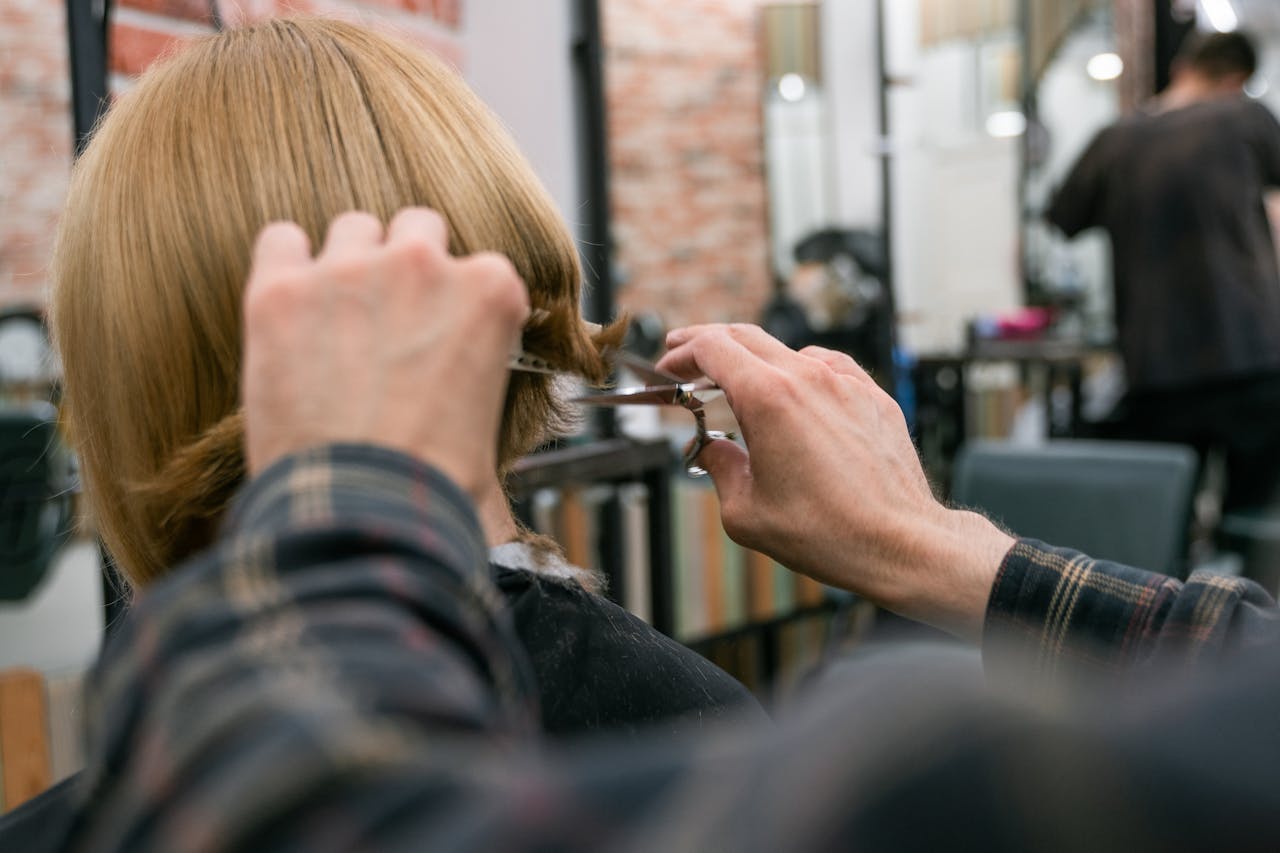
top-left (694, 437), bottom-right (751, 514)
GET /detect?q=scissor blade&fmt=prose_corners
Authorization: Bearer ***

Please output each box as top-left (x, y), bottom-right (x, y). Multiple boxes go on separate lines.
top-left (612, 350), bottom-right (684, 386)
top-left (572, 385), bottom-right (684, 407)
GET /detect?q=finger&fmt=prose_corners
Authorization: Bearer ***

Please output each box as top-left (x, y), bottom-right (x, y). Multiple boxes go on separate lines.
top-left (660, 325), bottom-right (793, 380)
top-left (691, 438), bottom-right (752, 526)
top-left (251, 221), bottom-right (311, 272)
top-left (667, 324), bottom-right (795, 366)
top-left (386, 207), bottom-right (449, 253)
top-left (799, 346), bottom-right (874, 383)
top-left (456, 252), bottom-right (532, 335)
top-left (656, 329), bottom-right (773, 391)
top-left (666, 324), bottom-right (719, 349)
top-left (319, 210), bottom-right (385, 259)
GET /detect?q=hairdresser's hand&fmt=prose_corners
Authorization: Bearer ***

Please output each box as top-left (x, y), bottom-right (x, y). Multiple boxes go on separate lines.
top-left (657, 325), bottom-right (1014, 641)
top-left (242, 208), bottom-right (529, 498)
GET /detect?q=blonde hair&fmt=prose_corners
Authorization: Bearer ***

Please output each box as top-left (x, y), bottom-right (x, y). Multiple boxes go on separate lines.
top-left (51, 17), bottom-right (622, 585)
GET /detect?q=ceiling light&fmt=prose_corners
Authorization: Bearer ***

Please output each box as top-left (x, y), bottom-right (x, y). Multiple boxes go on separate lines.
top-left (778, 73), bottom-right (806, 103)
top-left (985, 110), bottom-right (1027, 139)
top-left (1086, 52), bottom-right (1124, 82)
top-left (1199, 0), bottom-right (1239, 33)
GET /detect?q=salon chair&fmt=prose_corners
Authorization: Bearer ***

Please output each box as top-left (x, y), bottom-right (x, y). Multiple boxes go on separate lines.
top-left (951, 439), bottom-right (1199, 578)
top-left (1216, 510), bottom-right (1280, 596)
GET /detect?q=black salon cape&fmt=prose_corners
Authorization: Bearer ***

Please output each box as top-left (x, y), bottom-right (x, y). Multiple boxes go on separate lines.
top-left (0, 565), bottom-right (765, 851)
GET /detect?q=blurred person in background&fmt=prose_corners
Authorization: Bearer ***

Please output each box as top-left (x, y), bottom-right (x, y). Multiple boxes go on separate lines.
top-left (1050, 31), bottom-right (1280, 510)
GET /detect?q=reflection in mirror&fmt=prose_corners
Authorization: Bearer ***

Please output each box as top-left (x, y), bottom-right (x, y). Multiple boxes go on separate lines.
top-left (1026, 1), bottom-right (1280, 343)
top-left (760, 3), bottom-right (831, 282)
top-left (759, 2), bottom-right (893, 380)
top-left (892, 0), bottom-right (1024, 352)
top-left (1023, 3), bottom-right (1120, 342)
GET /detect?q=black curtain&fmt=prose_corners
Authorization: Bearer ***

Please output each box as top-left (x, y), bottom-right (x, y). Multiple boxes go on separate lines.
top-left (66, 0), bottom-right (112, 156)
top-left (1154, 0), bottom-right (1195, 94)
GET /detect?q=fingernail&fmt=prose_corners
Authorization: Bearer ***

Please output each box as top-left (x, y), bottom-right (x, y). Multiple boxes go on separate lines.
top-left (666, 328), bottom-right (689, 346)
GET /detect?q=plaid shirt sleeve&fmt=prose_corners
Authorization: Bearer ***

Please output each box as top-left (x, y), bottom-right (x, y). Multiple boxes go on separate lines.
top-left (984, 538), bottom-right (1280, 685)
top-left (73, 444), bottom-right (548, 851)
top-left (69, 446), bottom-right (1280, 852)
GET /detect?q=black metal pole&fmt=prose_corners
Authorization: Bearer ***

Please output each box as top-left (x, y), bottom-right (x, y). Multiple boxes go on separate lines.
top-left (571, 0), bottom-right (617, 342)
top-left (873, 0), bottom-right (898, 393)
top-left (66, 0), bottom-right (112, 157)
top-left (67, 0), bottom-right (124, 636)
top-left (571, 0), bottom-right (627, 604)
top-left (644, 465), bottom-right (675, 636)
top-left (1018, 0), bottom-right (1034, 299)
top-left (1153, 0), bottom-right (1194, 94)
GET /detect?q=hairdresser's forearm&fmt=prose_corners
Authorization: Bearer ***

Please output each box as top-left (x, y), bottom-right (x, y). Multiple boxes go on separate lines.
top-left (76, 445), bottom-right (540, 851)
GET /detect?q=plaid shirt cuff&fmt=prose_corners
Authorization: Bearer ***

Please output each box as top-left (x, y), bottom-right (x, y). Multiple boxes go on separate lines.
top-left (983, 538), bottom-right (1277, 685)
top-left (982, 539), bottom-right (1179, 684)
top-left (227, 443), bottom-right (489, 587)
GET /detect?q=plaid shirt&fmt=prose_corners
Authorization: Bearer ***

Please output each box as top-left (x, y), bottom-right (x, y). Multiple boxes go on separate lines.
top-left (67, 445), bottom-right (1280, 852)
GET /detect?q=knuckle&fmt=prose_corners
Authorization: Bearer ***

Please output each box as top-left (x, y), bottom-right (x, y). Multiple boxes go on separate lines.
top-left (388, 234), bottom-right (443, 272)
top-left (878, 390), bottom-right (906, 421)
top-left (721, 513), bottom-right (747, 544)
top-left (411, 207), bottom-right (447, 232)
top-left (754, 369), bottom-right (799, 414)
top-left (467, 253), bottom-right (528, 316)
top-left (323, 256), bottom-right (371, 287)
top-left (245, 268), bottom-right (307, 320)
top-left (719, 499), bottom-right (752, 539)
top-left (776, 374), bottom-right (806, 406)
top-left (798, 356), bottom-right (832, 383)
top-left (705, 327), bottom-right (738, 353)
top-left (726, 514), bottom-right (767, 553)
top-left (256, 220), bottom-right (305, 249)
top-left (470, 251), bottom-right (519, 280)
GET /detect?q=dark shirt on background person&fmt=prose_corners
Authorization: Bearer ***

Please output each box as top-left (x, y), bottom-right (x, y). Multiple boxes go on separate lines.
top-left (52, 446), bottom-right (1280, 852)
top-left (1049, 95), bottom-right (1280, 393)
top-left (1047, 32), bottom-right (1280, 509)
top-left (1050, 93), bottom-right (1280, 508)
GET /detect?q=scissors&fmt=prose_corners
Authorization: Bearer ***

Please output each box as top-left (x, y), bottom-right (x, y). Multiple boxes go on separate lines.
top-left (508, 345), bottom-right (732, 477)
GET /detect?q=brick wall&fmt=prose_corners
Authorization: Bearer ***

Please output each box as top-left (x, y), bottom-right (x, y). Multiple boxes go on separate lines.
top-left (110, 0), bottom-right (464, 79)
top-left (604, 0), bottom-right (773, 329)
top-left (0, 0), bottom-right (464, 310)
top-left (5, 0), bottom-right (777, 325)
top-left (0, 0), bottom-right (73, 308)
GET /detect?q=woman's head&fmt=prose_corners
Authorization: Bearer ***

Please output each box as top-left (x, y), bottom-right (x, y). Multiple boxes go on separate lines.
top-left (52, 17), bottom-right (621, 585)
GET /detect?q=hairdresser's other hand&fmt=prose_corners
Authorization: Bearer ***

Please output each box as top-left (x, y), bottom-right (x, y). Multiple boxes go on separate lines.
top-left (657, 325), bottom-right (1014, 641)
top-left (242, 208), bottom-right (529, 498)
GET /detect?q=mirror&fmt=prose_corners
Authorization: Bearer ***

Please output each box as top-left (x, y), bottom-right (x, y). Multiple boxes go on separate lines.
top-left (1022, 2), bottom-right (1120, 341)
top-left (1022, 0), bottom-right (1280, 344)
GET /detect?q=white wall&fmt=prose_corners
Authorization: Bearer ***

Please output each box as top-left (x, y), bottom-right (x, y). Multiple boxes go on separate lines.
top-left (766, 88), bottom-right (835, 277)
top-left (463, 1), bottom-right (581, 224)
top-left (0, 542), bottom-right (103, 675)
top-left (822, 0), bottom-right (882, 228)
top-left (1029, 24), bottom-right (1121, 325)
top-left (819, 0), bottom-right (1024, 353)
